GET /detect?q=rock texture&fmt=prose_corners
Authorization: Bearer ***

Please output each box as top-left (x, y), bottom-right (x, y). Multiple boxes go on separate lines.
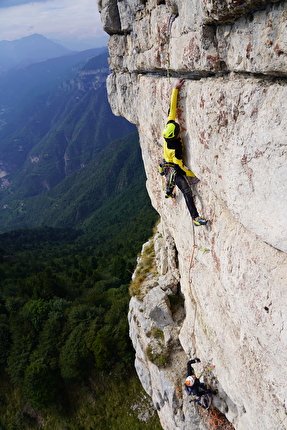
top-left (98, 1), bottom-right (287, 429)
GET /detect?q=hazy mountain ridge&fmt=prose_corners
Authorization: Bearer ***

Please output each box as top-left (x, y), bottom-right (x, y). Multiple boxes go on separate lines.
top-left (0, 47), bottom-right (107, 118)
top-left (0, 51), bottom-right (136, 217)
top-left (0, 33), bottom-right (73, 71)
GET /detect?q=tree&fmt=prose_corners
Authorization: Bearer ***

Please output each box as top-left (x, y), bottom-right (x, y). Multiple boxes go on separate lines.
top-left (90, 326), bottom-right (113, 371)
top-left (0, 321), bottom-right (10, 367)
top-left (7, 316), bottom-right (37, 384)
top-left (23, 361), bottom-right (59, 409)
top-left (59, 323), bottom-right (92, 380)
top-left (23, 299), bottom-right (51, 331)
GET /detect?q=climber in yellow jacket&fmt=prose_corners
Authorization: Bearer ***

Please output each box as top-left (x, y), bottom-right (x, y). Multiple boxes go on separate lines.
top-left (161, 78), bottom-right (208, 226)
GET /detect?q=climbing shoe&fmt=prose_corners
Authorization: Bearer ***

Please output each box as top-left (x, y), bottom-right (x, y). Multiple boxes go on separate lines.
top-left (193, 217), bottom-right (208, 226)
top-left (165, 192), bottom-right (175, 198)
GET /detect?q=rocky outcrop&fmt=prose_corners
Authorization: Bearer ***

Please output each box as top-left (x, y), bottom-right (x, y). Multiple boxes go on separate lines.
top-left (98, 1), bottom-right (287, 429)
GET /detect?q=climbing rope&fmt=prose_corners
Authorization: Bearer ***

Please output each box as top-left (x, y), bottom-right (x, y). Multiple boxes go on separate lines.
top-left (166, 13), bottom-right (177, 82)
top-left (189, 244), bottom-right (210, 283)
top-left (187, 207), bottom-right (200, 357)
top-left (200, 406), bottom-right (235, 430)
top-left (188, 212), bottom-right (210, 356)
top-left (188, 221), bottom-right (196, 283)
top-left (278, 413), bottom-right (287, 430)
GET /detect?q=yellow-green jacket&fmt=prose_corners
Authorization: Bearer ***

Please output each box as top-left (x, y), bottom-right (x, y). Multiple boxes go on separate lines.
top-left (163, 88), bottom-right (195, 177)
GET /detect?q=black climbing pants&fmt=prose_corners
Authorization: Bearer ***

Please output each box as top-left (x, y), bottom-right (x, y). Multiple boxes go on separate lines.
top-left (175, 174), bottom-right (199, 220)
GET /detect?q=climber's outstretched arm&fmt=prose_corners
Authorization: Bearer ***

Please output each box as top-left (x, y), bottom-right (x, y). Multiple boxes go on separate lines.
top-left (167, 79), bottom-right (185, 122)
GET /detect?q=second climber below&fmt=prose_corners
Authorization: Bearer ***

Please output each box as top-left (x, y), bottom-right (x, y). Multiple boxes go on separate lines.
top-left (161, 78), bottom-right (208, 227)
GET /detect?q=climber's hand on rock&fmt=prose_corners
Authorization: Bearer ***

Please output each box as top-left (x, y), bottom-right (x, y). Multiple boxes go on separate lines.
top-left (174, 78), bottom-right (184, 89)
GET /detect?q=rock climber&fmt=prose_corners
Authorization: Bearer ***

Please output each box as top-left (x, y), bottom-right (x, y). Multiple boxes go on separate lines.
top-left (161, 78), bottom-right (208, 226)
top-left (184, 358), bottom-right (213, 408)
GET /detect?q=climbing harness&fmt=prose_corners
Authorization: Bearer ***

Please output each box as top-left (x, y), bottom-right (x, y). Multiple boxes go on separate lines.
top-left (197, 393), bottom-right (212, 410)
top-left (158, 161), bottom-right (178, 198)
top-left (188, 363), bottom-right (215, 411)
top-left (165, 166), bottom-right (177, 198)
top-left (166, 13), bottom-right (177, 82)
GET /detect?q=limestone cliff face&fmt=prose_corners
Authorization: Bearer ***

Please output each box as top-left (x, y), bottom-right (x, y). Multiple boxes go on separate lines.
top-left (98, 1), bottom-right (287, 429)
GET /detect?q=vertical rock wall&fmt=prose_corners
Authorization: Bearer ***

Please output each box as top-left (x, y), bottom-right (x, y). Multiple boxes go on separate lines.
top-left (98, 1), bottom-right (287, 429)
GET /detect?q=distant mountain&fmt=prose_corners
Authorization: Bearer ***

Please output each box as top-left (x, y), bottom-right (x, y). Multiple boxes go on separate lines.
top-left (0, 47), bottom-right (107, 118)
top-left (53, 36), bottom-right (109, 51)
top-left (0, 34), bottom-right (73, 71)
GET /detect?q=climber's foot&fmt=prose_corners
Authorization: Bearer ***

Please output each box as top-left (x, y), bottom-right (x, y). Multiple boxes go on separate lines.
top-left (193, 217), bottom-right (208, 226)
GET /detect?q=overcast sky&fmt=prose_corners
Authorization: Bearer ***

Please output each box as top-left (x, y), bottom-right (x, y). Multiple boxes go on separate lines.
top-left (0, 0), bottom-right (108, 48)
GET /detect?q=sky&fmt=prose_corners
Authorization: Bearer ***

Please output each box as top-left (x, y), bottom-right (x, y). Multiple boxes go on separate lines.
top-left (0, 0), bottom-right (108, 49)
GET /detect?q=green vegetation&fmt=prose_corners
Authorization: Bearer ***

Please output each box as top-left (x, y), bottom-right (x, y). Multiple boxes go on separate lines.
top-left (146, 324), bottom-right (170, 369)
top-left (146, 345), bottom-right (169, 368)
top-left (0, 217), bottom-right (161, 428)
top-left (0, 132), bottom-right (151, 239)
top-left (0, 369), bottom-right (162, 430)
top-left (147, 327), bottom-right (165, 340)
top-left (129, 236), bottom-right (157, 298)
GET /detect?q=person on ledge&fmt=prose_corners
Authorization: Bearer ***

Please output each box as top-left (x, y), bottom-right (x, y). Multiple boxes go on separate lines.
top-left (161, 78), bottom-right (208, 227)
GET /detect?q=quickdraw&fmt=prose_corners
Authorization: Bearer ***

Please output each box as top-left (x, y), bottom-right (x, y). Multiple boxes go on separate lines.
top-left (198, 363), bottom-right (215, 385)
top-left (195, 245), bottom-right (210, 254)
top-left (165, 166), bottom-right (177, 198)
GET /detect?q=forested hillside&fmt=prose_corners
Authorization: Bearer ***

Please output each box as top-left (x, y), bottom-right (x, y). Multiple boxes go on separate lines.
top-left (0, 133), bottom-right (160, 429)
top-left (0, 131), bottom-right (158, 251)
top-left (0, 225), bottom-right (160, 429)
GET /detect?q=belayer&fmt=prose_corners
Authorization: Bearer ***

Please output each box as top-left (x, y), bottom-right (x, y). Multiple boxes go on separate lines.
top-left (184, 358), bottom-right (213, 409)
top-left (160, 78), bottom-right (208, 227)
